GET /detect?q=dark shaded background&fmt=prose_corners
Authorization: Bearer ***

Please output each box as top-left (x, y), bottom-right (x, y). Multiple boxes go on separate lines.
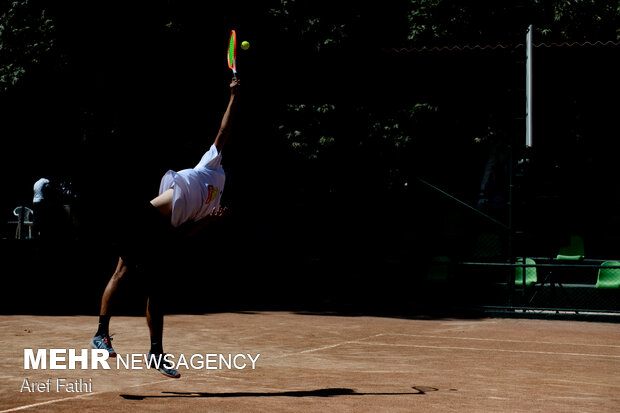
top-left (2, 1), bottom-right (619, 315)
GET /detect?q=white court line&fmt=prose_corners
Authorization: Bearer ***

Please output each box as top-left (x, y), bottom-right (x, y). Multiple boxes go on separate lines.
top-left (377, 333), bottom-right (620, 348)
top-left (352, 341), bottom-right (620, 359)
top-left (282, 332), bottom-right (620, 359)
top-left (0, 378), bottom-right (172, 413)
top-left (553, 378), bottom-right (620, 389)
top-left (274, 332), bottom-right (620, 360)
top-left (0, 393), bottom-right (98, 413)
top-left (269, 333), bottom-right (384, 359)
top-left (297, 334), bottom-right (383, 354)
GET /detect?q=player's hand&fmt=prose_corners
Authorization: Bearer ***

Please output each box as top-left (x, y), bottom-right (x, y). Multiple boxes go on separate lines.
top-left (230, 78), bottom-right (240, 96)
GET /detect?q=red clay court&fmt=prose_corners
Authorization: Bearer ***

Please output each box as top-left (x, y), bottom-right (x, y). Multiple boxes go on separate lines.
top-left (1, 311), bottom-right (619, 412)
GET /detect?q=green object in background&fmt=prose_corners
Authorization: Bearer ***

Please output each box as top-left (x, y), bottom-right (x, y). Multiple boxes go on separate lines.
top-left (556, 254), bottom-right (583, 261)
top-left (515, 258), bottom-right (537, 287)
top-left (556, 235), bottom-right (585, 260)
top-left (596, 261), bottom-right (620, 289)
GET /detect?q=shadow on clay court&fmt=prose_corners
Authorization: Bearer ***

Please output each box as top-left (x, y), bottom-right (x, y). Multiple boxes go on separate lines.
top-left (120, 386), bottom-right (439, 400)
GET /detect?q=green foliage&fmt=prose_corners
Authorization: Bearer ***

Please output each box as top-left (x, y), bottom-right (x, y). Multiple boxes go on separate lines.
top-left (277, 102), bottom-right (437, 164)
top-left (366, 103), bottom-right (438, 151)
top-left (268, 0), bottom-right (360, 52)
top-left (407, 0), bottom-right (465, 42)
top-left (365, 103), bottom-right (439, 190)
top-left (275, 101), bottom-right (438, 192)
top-left (541, 0), bottom-right (620, 40)
top-left (406, 0), bottom-right (620, 46)
top-left (0, 0), bottom-right (56, 92)
top-left (278, 103), bottom-right (337, 160)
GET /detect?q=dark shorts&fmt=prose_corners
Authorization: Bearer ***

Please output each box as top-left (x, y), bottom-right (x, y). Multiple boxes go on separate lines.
top-left (116, 202), bottom-right (173, 274)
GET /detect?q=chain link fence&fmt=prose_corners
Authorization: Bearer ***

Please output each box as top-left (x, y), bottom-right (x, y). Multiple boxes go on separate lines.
top-left (415, 167), bottom-right (620, 318)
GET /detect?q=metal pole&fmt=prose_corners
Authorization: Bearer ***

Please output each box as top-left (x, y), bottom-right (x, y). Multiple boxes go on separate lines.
top-left (525, 25), bottom-right (533, 148)
top-left (507, 140), bottom-right (514, 307)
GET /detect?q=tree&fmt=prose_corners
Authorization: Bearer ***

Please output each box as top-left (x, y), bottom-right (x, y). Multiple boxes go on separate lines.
top-left (0, 0), bottom-right (56, 92)
top-left (406, 0), bottom-right (620, 47)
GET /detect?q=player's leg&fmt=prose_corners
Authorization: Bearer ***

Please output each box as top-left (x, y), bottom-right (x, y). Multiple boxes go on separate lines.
top-left (89, 257), bottom-right (128, 357)
top-left (146, 296), bottom-right (164, 354)
top-left (99, 257), bottom-right (129, 316)
top-left (146, 295), bottom-right (180, 378)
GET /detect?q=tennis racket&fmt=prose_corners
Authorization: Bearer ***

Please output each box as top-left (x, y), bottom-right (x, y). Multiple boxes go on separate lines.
top-left (227, 29), bottom-right (237, 78)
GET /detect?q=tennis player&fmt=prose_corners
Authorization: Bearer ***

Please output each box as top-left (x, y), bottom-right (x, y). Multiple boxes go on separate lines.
top-left (89, 77), bottom-right (241, 379)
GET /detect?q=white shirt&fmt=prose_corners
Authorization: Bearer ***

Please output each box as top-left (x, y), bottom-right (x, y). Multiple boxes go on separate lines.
top-left (33, 178), bottom-right (50, 204)
top-left (159, 144), bottom-right (225, 227)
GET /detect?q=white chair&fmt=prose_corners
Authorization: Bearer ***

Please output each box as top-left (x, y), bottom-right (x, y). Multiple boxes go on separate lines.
top-left (9, 206), bottom-right (34, 239)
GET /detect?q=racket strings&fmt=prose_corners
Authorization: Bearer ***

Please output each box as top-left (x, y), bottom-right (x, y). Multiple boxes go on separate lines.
top-left (228, 30), bottom-right (237, 70)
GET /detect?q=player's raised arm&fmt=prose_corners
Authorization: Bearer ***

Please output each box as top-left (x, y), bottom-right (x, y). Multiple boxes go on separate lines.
top-left (214, 77), bottom-right (241, 153)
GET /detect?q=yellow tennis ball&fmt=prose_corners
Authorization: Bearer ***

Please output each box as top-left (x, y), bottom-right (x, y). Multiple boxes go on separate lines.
top-left (241, 41), bottom-right (250, 50)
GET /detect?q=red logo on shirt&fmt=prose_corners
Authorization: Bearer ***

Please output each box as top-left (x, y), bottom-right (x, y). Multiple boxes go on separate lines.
top-left (205, 185), bottom-right (218, 205)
